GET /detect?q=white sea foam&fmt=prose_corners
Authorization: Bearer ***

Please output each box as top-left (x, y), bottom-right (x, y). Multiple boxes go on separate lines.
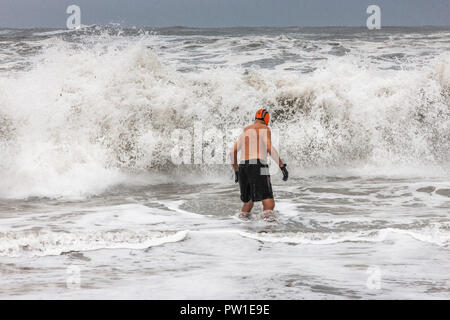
top-left (0, 229), bottom-right (188, 257)
top-left (239, 226), bottom-right (450, 246)
top-left (0, 29), bottom-right (449, 199)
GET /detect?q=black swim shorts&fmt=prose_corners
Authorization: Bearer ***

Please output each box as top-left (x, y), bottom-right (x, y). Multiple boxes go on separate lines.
top-left (238, 159), bottom-right (274, 202)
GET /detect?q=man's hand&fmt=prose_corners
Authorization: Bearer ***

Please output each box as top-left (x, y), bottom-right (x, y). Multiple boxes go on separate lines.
top-left (235, 171), bottom-right (239, 183)
top-left (280, 164), bottom-right (288, 181)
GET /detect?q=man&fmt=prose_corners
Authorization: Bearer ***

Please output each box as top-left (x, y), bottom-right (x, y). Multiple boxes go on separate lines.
top-left (230, 108), bottom-right (288, 220)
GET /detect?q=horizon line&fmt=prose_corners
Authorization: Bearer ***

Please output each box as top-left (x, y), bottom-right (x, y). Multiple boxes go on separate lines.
top-left (1, 25), bottom-right (450, 30)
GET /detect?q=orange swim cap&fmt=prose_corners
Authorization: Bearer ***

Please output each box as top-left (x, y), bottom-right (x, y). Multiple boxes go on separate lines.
top-left (255, 108), bottom-right (270, 125)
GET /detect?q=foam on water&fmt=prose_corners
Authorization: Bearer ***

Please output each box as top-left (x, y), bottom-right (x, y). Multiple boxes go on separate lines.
top-left (0, 27), bottom-right (449, 199)
top-left (239, 226), bottom-right (450, 247)
top-left (0, 229), bottom-right (188, 257)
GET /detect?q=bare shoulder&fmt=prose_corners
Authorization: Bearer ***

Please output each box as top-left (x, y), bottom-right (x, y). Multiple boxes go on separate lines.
top-left (243, 124), bottom-right (255, 132)
top-left (257, 124), bottom-right (271, 133)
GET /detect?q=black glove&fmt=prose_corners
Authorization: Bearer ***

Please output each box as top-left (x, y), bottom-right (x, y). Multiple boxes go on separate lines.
top-left (234, 171), bottom-right (239, 183)
top-left (280, 164), bottom-right (288, 181)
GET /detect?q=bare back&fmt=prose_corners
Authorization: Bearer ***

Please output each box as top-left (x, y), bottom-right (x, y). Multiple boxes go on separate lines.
top-left (237, 122), bottom-right (270, 161)
top-left (230, 119), bottom-right (283, 171)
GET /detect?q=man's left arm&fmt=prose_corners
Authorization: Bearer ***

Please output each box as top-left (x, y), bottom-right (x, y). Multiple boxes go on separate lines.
top-left (265, 128), bottom-right (283, 166)
top-left (265, 128), bottom-right (288, 181)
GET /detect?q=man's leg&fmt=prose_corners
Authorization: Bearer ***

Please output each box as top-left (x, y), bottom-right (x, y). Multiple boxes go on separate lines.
top-left (240, 201), bottom-right (254, 218)
top-left (262, 198), bottom-right (275, 219)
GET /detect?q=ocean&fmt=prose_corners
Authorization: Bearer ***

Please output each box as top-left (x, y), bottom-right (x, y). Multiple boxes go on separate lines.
top-left (0, 26), bottom-right (449, 299)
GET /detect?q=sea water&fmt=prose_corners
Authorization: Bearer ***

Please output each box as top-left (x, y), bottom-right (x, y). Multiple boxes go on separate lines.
top-left (0, 26), bottom-right (449, 299)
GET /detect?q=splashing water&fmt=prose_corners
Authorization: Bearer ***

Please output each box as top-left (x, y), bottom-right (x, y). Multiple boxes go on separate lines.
top-left (0, 26), bottom-right (449, 198)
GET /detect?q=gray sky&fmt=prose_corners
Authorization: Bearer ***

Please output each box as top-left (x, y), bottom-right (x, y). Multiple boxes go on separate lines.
top-left (0, 0), bottom-right (449, 28)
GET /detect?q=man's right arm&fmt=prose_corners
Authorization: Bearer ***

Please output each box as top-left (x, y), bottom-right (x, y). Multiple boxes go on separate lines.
top-left (230, 139), bottom-right (239, 172)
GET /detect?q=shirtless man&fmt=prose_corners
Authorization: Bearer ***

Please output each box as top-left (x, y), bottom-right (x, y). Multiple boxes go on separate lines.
top-left (230, 108), bottom-right (289, 219)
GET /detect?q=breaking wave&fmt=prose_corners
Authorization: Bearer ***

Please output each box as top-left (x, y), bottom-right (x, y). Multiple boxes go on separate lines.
top-left (0, 229), bottom-right (188, 257)
top-left (0, 28), bottom-right (449, 198)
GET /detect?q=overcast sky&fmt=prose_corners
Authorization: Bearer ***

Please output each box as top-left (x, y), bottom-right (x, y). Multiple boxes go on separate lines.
top-left (0, 0), bottom-right (449, 28)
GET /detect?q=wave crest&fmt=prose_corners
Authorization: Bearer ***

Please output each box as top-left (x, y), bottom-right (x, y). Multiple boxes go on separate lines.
top-left (0, 229), bottom-right (188, 257)
top-left (239, 226), bottom-right (450, 246)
